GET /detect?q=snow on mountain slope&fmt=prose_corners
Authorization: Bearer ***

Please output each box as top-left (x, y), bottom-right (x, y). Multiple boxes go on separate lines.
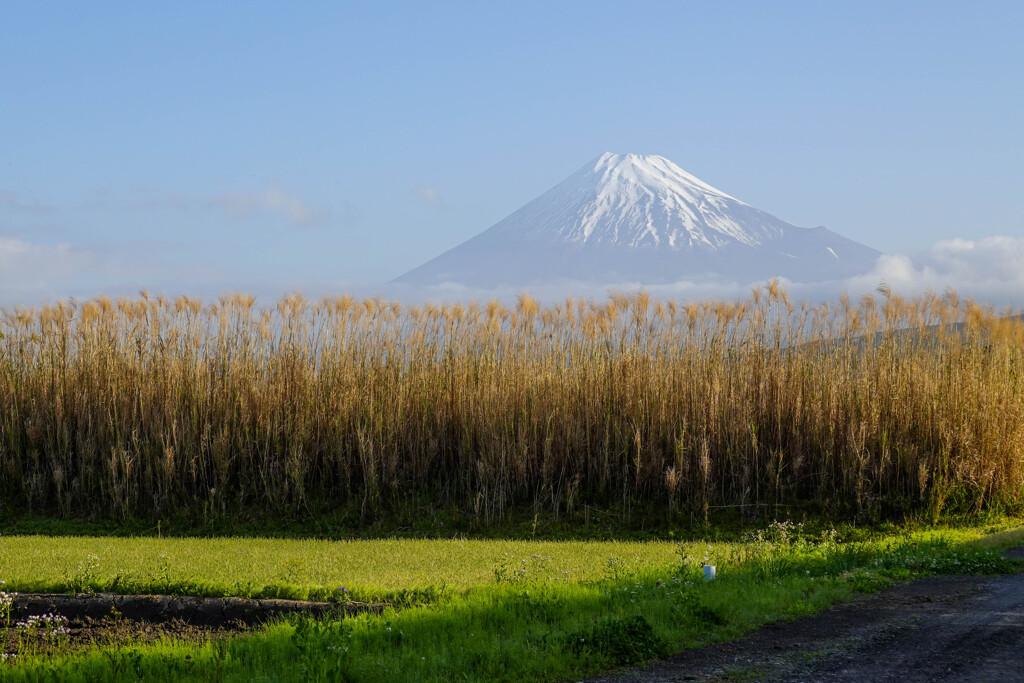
top-left (396, 153), bottom-right (881, 287)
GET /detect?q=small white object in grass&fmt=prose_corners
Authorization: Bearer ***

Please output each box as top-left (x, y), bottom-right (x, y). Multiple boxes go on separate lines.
top-left (703, 565), bottom-right (716, 580)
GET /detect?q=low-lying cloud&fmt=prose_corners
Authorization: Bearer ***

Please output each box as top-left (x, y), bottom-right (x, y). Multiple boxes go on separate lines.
top-left (4, 235), bottom-right (1024, 308)
top-left (0, 237), bottom-right (223, 306)
top-left (841, 236), bottom-right (1024, 304)
top-left (0, 237), bottom-right (103, 301)
top-left (385, 236), bottom-right (1024, 307)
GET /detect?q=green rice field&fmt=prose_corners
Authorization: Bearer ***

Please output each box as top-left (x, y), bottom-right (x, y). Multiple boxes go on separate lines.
top-left (0, 535), bottom-right (680, 602)
top-left (2, 523), bottom-right (1020, 681)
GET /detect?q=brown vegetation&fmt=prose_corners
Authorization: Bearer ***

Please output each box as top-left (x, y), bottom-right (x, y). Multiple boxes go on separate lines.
top-left (1, 285), bottom-right (1021, 523)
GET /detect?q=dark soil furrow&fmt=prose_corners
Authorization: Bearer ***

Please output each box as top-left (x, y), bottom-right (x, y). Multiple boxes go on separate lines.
top-left (9, 592), bottom-right (381, 628)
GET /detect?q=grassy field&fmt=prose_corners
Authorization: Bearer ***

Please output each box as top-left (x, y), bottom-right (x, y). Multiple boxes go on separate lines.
top-left (0, 535), bottom-right (680, 602)
top-left (3, 287), bottom-right (1023, 678)
top-left (2, 286), bottom-right (1023, 528)
top-left (2, 522), bottom-right (1020, 681)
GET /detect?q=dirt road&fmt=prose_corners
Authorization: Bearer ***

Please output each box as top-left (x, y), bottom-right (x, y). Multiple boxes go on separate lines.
top-left (584, 548), bottom-right (1024, 683)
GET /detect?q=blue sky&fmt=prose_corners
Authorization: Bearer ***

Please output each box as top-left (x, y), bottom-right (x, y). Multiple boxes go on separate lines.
top-left (2, 1), bottom-right (1023, 302)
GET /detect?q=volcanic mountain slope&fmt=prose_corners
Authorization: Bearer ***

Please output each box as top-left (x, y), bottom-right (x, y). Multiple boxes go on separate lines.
top-left (396, 153), bottom-right (881, 287)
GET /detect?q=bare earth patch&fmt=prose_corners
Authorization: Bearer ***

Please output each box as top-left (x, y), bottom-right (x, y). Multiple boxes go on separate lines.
top-left (583, 548), bottom-right (1024, 683)
top-left (2, 592), bottom-right (381, 656)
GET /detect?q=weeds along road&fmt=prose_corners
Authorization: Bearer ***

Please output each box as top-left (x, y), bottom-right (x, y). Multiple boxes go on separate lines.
top-left (583, 548), bottom-right (1024, 683)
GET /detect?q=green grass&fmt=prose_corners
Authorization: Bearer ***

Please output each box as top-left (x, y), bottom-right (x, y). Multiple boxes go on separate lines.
top-left (1, 517), bottom-right (1015, 601)
top-left (2, 521), bottom-right (1021, 681)
top-left (0, 535), bottom-right (680, 603)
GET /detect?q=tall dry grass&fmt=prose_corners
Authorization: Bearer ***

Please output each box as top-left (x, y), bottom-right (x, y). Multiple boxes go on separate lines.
top-left (1, 285), bottom-right (1022, 524)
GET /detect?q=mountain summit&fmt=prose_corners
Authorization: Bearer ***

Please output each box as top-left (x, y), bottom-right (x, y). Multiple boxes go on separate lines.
top-left (396, 153), bottom-right (881, 287)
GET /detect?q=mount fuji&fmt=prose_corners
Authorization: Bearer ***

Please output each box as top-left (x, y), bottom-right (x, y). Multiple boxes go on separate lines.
top-left (396, 153), bottom-right (881, 287)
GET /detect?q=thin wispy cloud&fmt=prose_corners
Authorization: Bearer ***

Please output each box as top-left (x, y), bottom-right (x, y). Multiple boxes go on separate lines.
top-left (0, 188), bottom-right (55, 214)
top-left (206, 187), bottom-right (329, 227)
top-left (3, 185), bottom-right (332, 228)
top-left (413, 186), bottom-right (442, 206)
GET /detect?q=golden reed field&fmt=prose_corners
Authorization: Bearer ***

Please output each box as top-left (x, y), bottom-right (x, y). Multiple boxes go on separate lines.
top-left (1, 283), bottom-right (1022, 524)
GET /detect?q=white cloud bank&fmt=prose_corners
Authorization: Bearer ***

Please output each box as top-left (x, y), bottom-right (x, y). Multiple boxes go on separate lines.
top-left (4, 235), bottom-right (1024, 308)
top-left (840, 236), bottom-right (1024, 304)
top-left (386, 236), bottom-right (1024, 307)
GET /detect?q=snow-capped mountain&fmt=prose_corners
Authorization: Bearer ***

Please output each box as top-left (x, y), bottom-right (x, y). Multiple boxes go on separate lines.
top-left (396, 153), bottom-right (881, 287)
